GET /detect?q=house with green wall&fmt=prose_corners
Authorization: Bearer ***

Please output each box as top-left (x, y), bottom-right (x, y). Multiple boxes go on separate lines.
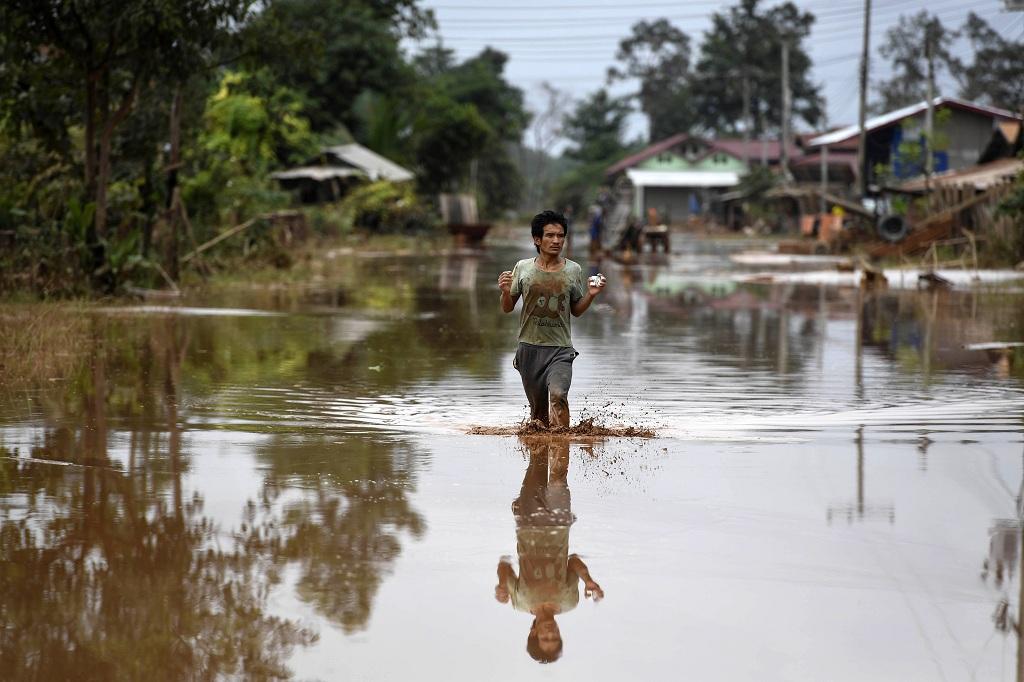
top-left (605, 134), bottom-right (796, 224)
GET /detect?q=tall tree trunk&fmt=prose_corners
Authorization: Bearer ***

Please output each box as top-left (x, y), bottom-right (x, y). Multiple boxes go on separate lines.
top-left (83, 75), bottom-right (101, 270)
top-left (165, 85), bottom-right (184, 282)
top-left (94, 75), bottom-right (140, 242)
top-left (84, 76), bottom-right (98, 198)
top-left (91, 75), bottom-right (140, 290)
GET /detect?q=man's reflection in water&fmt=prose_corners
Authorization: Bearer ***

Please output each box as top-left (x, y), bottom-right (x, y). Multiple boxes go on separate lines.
top-left (494, 438), bottom-right (604, 663)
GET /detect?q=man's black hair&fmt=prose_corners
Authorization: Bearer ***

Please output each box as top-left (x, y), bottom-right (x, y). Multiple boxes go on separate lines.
top-left (530, 210), bottom-right (568, 252)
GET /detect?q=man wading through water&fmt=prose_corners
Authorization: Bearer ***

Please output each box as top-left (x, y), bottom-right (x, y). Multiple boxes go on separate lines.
top-left (498, 210), bottom-right (606, 429)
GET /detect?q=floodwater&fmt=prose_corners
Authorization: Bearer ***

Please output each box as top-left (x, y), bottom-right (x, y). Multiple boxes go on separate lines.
top-left (3, 233), bottom-right (1024, 681)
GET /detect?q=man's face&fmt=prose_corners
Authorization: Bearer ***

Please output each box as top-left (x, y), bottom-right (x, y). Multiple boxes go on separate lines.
top-left (536, 620), bottom-right (562, 654)
top-left (535, 223), bottom-right (565, 256)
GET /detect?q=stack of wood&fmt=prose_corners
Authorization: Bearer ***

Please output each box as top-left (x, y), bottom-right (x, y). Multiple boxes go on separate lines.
top-left (868, 181), bottom-right (1017, 259)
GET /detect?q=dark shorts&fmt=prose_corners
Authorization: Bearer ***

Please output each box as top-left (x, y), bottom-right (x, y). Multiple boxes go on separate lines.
top-left (512, 482), bottom-right (575, 527)
top-left (513, 342), bottom-right (578, 422)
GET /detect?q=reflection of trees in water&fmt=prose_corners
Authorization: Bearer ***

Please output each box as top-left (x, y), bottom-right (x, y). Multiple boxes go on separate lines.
top-left (304, 281), bottom-right (511, 388)
top-left (1, 286), bottom-right (453, 669)
top-left (245, 435), bottom-right (426, 633)
top-left (647, 300), bottom-right (816, 376)
top-left (0, 319), bottom-right (315, 680)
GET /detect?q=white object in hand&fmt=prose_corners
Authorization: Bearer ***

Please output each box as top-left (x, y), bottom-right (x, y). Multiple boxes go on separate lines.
top-left (588, 275), bottom-right (604, 287)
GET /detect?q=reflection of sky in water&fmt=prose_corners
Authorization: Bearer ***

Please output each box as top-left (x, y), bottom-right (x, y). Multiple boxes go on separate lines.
top-left (1, 238), bottom-right (1024, 680)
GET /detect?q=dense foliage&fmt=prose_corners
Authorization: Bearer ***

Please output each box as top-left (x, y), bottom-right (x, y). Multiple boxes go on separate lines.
top-left (1, 0), bottom-right (1022, 296)
top-left (0, 0), bottom-right (530, 296)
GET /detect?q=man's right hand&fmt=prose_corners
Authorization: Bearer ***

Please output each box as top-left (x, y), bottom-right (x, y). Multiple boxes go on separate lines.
top-left (497, 270), bottom-right (513, 294)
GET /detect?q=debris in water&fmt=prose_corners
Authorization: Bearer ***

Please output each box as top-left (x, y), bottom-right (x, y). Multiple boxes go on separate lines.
top-left (467, 417), bottom-right (655, 438)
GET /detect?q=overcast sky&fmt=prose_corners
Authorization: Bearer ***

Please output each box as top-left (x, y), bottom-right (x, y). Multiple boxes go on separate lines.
top-left (408, 0), bottom-right (1024, 148)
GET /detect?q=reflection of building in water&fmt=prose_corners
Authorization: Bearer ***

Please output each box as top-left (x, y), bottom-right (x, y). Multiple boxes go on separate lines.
top-left (858, 289), bottom-right (998, 374)
top-left (985, 519), bottom-right (1021, 588)
top-left (982, 452), bottom-right (1024, 680)
top-left (826, 427), bottom-right (895, 525)
top-left (495, 439), bottom-right (603, 663)
top-left (438, 254), bottom-right (481, 318)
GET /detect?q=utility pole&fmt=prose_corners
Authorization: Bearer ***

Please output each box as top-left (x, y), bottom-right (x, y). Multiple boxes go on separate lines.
top-left (742, 73), bottom-right (752, 167)
top-left (856, 0), bottom-right (871, 198)
top-left (781, 39), bottom-right (792, 182)
top-left (924, 32), bottom-right (936, 196)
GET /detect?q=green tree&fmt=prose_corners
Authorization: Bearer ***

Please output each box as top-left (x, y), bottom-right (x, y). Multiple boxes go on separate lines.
top-left (429, 47), bottom-right (529, 214)
top-left (352, 91), bottom-right (414, 165)
top-left (183, 69), bottom-right (316, 227)
top-left (246, 0), bottom-right (435, 133)
top-left (607, 19), bottom-right (698, 141)
top-left (411, 94), bottom-right (492, 196)
top-left (0, 0), bottom-right (251, 263)
top-left (550, 89), bottom-right (633, 215)
top-left (404, 46), bottom-right (529, 215)
top-left (957, 12), bottom-right (1024, 114)
top-left (873, 11), bottom-right (961, 113)
top-left (562, 90), bottom-right (632, 165)
top-left (691, 0), bottom-right (822, 135)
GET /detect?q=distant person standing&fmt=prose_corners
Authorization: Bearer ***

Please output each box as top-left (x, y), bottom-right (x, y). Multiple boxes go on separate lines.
top-left (497, 210), bottom-right (605, 429)
top-left (587, 205), bottom-right (604, 255)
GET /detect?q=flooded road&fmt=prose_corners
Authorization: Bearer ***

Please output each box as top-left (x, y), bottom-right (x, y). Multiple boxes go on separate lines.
top-left (3, 235), bottom-right (1024, 680)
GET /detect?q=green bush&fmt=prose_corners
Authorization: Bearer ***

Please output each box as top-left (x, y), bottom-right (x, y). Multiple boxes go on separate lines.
top-left (337, 181), bottom-right (436, 234)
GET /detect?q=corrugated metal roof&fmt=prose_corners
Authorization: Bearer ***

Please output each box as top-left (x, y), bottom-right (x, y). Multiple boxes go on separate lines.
top-left (808, 97), bottom-right (1023, 147)
top-left (709, 138), bottom-right (799, 161)
top-left (324, 143), bottom-right (414, 182)
top-left (607, 134), bottom-right (799, 176)
top-left (270, 166), bottom-right (365, 181)
top-left (626, 169), bottom-right (740, 188)
top-left (606, 134), bottom-right (689, 176)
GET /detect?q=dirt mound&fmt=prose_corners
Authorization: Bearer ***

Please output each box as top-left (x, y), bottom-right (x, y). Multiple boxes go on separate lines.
top-left (467, 417), bottom-right (655, 438)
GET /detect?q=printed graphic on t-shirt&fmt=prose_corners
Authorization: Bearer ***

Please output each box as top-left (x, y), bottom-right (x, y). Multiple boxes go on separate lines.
top-left (510, 259), bottom-right (585, 347)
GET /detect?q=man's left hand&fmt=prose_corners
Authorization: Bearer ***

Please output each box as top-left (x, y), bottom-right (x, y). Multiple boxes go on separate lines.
top-left (588, 274), bottom-right (606, 297)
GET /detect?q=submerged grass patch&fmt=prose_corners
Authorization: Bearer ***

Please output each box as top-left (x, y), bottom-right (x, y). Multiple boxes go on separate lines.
top-left (0, 303), bottom-right (91, 393)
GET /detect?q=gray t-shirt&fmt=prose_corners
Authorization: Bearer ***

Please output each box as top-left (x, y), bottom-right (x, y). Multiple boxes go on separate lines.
top-left (510, 258), bottom-right (586, 347)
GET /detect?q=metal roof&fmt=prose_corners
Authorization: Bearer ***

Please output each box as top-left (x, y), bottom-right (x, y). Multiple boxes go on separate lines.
top-left (807, 97), bottom-right (1023, 147)
top-left (270, 166), bottom-right (365, 181)
top-left (324, 143), bottom-right (414, 182)
top-left (606, 134), bottom-right (798, 176)
top-left (626, 169), bottom-right (740, 188)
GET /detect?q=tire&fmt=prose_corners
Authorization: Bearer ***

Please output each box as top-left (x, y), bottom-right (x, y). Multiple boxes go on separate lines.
top-left (876, 214), bottom-right (909, 243)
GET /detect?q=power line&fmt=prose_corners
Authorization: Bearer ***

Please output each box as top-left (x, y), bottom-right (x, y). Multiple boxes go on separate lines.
top-left (426, 0), bottom-right (900, 11)
top-left (430, 5), bottom-right (1004, 53)
top-left (428, 0), bottom-right (998, 38)
top-left (427, 0), bottom-right (984, 23)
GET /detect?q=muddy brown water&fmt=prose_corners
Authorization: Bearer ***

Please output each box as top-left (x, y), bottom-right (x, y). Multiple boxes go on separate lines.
top-left (3, 235), bottom-right (1024, 680)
